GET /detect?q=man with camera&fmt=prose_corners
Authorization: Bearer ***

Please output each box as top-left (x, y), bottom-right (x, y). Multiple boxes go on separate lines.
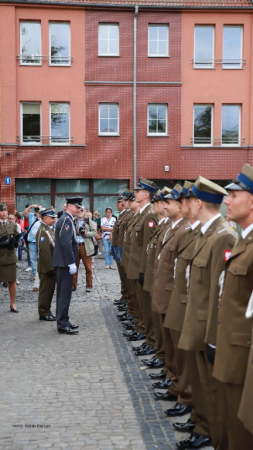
top-left (72, 206), bottom-right (97, 293)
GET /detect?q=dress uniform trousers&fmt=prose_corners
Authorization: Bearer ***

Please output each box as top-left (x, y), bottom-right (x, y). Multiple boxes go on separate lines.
top-left (127, 278), bottom-right (145, 332)
top-left (116, 259), bottom-right (129, 300)
top-left (134, 280), bottom-right (155, 347)
top-left (159, 313), bottom-right (176, 380)
top-left (56, 267), bottom-right (73, 329)
top-left (169, 328), bottom-right (192, 406)
top-left (38, 272), bottom-right (56, 317)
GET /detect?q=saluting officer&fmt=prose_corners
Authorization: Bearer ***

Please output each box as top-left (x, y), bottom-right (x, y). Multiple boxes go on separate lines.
top-left (178, 177), bottom-right (237, 450)
top-left (36, 207), bottom-right (57, 322)
top-left (213, 164), bottom-right (253, 450)
top-left (52, 197), bottom-right (83, 335)
top-left (0, 202), bottom-right (19, 313)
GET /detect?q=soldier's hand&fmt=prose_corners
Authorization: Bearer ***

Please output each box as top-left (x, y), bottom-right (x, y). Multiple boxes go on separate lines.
top-left (139, 273), bottom-right (145, 286)
top-left (68, 263), bottom-right (77, 275)
top-left (206, 344), bottom-right (216, 365)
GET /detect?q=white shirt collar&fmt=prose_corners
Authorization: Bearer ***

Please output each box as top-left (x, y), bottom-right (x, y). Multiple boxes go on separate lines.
top-left (191, 220), bottom-right (201, 230)
top-left (241, 223), bottom-right (253, 239)
top-left (171, 217), bottom-right (183, 229)
top-left (0, 220), bottom-right (7, 224)
top-left (119, 209), bottom-right (126, 216)
top-left (140, 203), bottom-right (151, 214)
top-left (158, 218), bottom-right (165, 225)
top-left (201, 213), bottom-right (221, 235)
top-left (164, 217), bottom-right (169, 223)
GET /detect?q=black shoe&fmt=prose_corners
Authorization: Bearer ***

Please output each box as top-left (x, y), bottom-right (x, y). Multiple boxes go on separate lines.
top-left (3, 282), bottom-right (8, 288)
top-left (114, 298), bottom-right (125, 305)
top-left (117, 305), bottom-right (128, 312)
top-left (69, 323), bottom-right (79, 329)
top-left (165, 403), bottom-right (193, 417)
top-left (40, 313), bottom-right (56, 321)
top-left (149, 369), bottom-right (167, 380)
top-left (152, 378), bottom-right (172, 389)
top-left (128, 333), bottom-right (146, 341)
top-left (173, 419), bottom-right (196, 433)
top-left (135, 346), bottom-right (155, 356)
top-left (124, 323), bottom-right (136, 331)
top-left (142, 357), bottom-right (164, 368)
top-left (118, 313), bottom-right (132, 321)
top-left (176, 432), bottom-right (211, 449)
top-left (10, 306), bottom-right (18, 313)
top-left (141, 355), bottom-right (157, 364)
top-left (132, 342), bottom-right (147, 351)
top-left (154, 391), bottom-right (177, 401)
top-left (58, 327), bottom-right (79, 335)
top-left (123, 330), bottom-right (137, 338)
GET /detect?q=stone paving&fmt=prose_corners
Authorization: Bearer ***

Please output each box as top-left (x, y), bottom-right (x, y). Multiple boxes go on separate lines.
top-left (0, 255), bottom-right (214, 450)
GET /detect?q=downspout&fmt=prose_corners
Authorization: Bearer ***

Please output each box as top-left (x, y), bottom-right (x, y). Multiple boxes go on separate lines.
top-left (133, 5), bottom-right (139, 187)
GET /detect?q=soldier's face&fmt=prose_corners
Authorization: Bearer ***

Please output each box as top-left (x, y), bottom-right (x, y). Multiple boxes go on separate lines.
top-left (224, 191), bottom-right (253, 225)
top-left (157, 200), bottom-right (167, 216)
top-left (165, 200), bottom-right (181, 220)
top-left (181, 198), bottom-right (191, 219)
top-left (134, 189), bottom-right (147, 204)
top-left (0, 209), bottom-right (8, 221)
top-left (188, 197), bottom-right (199, 220)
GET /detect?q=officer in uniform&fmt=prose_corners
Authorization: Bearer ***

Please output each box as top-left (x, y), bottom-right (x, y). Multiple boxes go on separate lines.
top-left (36, 207), bottom-right (57, 321)
top-left (213, 164), bottom-right (253, 449)
top-left (0, 202), bottom-right (19, 313)
top-left (178, 177), bottom-right (237, 450)
top-left (52, 197), bottom-right (83, 335)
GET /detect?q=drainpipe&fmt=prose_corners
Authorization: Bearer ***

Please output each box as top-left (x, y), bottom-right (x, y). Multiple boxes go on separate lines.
top-left (133, 5), bottom-right (139, 187)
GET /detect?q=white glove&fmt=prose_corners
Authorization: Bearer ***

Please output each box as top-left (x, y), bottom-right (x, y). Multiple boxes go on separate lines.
top-left (68, 263), bottom-right (77, 275)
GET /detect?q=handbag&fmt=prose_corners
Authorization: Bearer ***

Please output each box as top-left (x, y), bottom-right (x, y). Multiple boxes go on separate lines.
top-left (95, 229), bottom-right (102, 240)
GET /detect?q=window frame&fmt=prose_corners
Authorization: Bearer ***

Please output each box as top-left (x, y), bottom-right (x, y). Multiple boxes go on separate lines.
top-left (20, 21), bottom-right (41, 66)
top-left (98, 103), bottom-right (119, 136)
top-left (193, 104), bottom-right (213, 146)
top-left (20, 102), bottom-right (41, 145)
top-left (50, 102), bottom-right (70, 145)
top-left (222, 25), bottom-right (243, 70)
top-left (194, 25), bottom-right (215, 69)
top-left (221, 104), bottom-right (241, 147)
top-left (147, 104), bottom-right (168, 136)
top-left (49, 22), bottom-right (71, 66)
top-left (98, 23), bottom-right (120, 57)
top-left (148, 24), bottom-right (169, 58)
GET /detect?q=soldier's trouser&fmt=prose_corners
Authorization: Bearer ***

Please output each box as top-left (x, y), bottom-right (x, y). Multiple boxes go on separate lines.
top-left (159, 313), bottom-right (176, 379)
top-left (223, 383), bottom-right (253, 450)
top-left (38, 272), bottom-right (56, 317)
top-left (134, 280), bottom-right (155, 346)
top-left (152, 310), bottom-right (165, 357)
top-left (56, 267), bottom-right (73, 329)
top-left (185, 351), bottom-right (210, 437)
top-left (116, 261), bottom-right (129, 300)
top-left (72, 243), bottom-right (92, 289)
top-left (127, 278), bottom-right (145, 332)
top-left (196, 351), bottom-right (228, 450)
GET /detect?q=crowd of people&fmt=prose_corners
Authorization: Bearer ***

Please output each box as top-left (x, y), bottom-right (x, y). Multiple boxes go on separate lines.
top-left (0, 164), bottom-right (253, 449)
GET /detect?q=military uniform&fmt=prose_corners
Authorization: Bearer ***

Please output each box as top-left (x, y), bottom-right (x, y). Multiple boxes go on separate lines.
top-left (112, 205), bottom-right (129, 300)
top-left (0, 220), bottom-right (19, 282)
top-left (36, 221), bottom-right (56, 318)
top-left (238, 326), bottom-right (253, 436)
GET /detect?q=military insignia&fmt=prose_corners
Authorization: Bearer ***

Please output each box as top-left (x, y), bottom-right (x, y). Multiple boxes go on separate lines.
top-left (65, 225), bottom-right (70, 231)
top-left (224, 250), bottom-right (232, 261)
top-left (148, 221), bottom-right (154, 228)
top-left (41, 237), bottom-right (45, 242)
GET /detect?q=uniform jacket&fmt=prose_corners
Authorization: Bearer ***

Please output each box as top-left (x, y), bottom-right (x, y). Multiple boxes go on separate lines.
top-left (179, 216), bottom-right (237, 352)
top-left (213, 231), bottom-right (253, 385)
top-left (164, 223), bottom-right (202, 331)
top-left (121, 213), bottom-right (140, 273)
top-left (0, 221), bottom-right (19, 266)
top-left (118, 210), bottom-right (134, 249)
top-left (52, 212), bottom-right (78, 268)
top-left (143, 220), bottom-right (168, 293)
top-left (36, 222), bottom-right (55, 273)
top-left (127, 204), bottom-right (158, 280)
top-left (75, 218), bottom-right (96, 256)
top-left (112, 211), bottom-right (125, 246)
top-left (238, 325), bottom-right (253, 434)
top-left (152, 219), bottom-right (190, 315)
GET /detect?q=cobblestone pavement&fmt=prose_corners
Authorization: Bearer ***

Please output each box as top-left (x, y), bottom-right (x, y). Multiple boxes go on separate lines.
top-left (0, 255), bottom-right (214, 450)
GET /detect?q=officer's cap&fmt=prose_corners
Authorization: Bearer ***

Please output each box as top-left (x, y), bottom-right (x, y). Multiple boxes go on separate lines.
top-left (225, 164), bottom-right (253, 195)
top-left (153, 187), bottom-right (172, 202)
top-left (188, 176), bottom-right (228, 204)
top-left (66, 197), bottom-right (83, 208)
top-left (0, 202), bottom-right (7, 211)
top-left (134, 178), bottom-right (158, 194)
top-left (117, 196), bottom-right (124, 202)
top-left (165, 184), bottom-right (183, 202)
top-left (180, 181), bottom-right (194, 199)
top-left (41, 207), bottom-right (57, 218)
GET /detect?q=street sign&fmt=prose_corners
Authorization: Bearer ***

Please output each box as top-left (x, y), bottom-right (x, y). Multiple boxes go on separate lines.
top-left (4, 177), bottom-right (11, 185)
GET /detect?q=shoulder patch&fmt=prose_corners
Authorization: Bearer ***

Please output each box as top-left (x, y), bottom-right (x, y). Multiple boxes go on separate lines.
top-left (41, 237), bottom-right (45, 242)
top-left (65, 225), bottom-right (70, 231)
top-left (148, 221), bottom-right (154, 228)
top-left (224, 250), bottom-right (232, 261)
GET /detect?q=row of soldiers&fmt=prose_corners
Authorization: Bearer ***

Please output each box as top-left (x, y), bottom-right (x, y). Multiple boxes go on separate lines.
top-left (111, 165), bottom-right (253, 450)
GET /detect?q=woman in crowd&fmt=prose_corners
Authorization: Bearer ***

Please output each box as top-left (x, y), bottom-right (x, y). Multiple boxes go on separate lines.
top-left (101, 207), bottom-right (116, 269)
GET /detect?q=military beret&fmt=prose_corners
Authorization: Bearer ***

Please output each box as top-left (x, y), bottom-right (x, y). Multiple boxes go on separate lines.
top-left (180, 181), bottom-right (194, 199)
top-left (225, 164), bottom-right (253, 195)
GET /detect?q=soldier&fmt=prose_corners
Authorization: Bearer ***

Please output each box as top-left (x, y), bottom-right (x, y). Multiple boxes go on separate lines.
top-left (178, 177), bottom-right (237, 450)
top-left (213, 164), bottom-right (253, 449)
top-left (0, 202), bottom-right (19, 313)
top-left (52, 197), bottom-right (83, 335)
top-left (126, 178), bottom-right (158, 343)
top-left (36, 207), bottom-right (57, 321)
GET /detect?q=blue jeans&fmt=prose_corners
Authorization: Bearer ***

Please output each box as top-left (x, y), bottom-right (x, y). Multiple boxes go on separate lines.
top-left (103, 238), bottom-right (113, 266)
top-left (28, 242), bottom-right (38, 275)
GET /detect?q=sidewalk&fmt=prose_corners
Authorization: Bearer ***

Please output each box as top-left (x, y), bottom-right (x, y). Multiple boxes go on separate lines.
top-left (0, 258), bottom-right (214, 450)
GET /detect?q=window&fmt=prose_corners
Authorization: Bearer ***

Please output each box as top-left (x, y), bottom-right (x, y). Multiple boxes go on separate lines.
top-left (98, 24), bottom-right (119, 56)
top-left (222, 105), bottom-right (240, 145)
top-left (148, 25), bottom-right (169, 57)
top-left (20, 22), bottom-right (41, 65)
top-left (49, 22), bottom-right (71, 65)
top-left (50, 103), bottom-right (70, 144)
top-left (194, 105), bottom-right (212, 145)
top-left (99, 104), bottom-right (119, 135)
top-left (194, 26), bottom-right (214, 68)
top-left (21, 103), bottom-right (41, 144)
top-left (148, 104), bottom-right (167, 135)
top-left (223, 26), bottom-right (242, 69)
